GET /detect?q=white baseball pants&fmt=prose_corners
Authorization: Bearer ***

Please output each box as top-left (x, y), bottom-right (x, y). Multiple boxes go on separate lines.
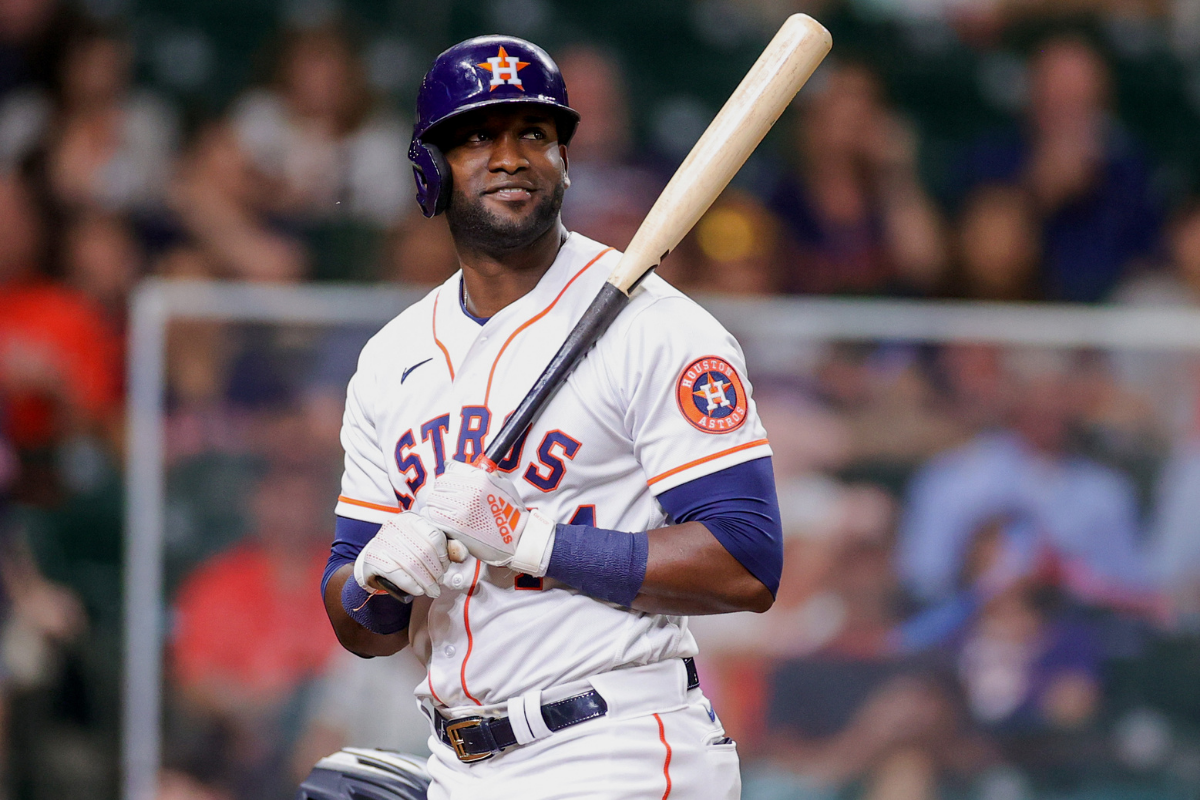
top-left (425, 664), bottom-right (740, 800)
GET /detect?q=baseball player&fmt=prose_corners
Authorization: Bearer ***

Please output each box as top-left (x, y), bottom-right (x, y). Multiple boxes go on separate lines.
top-left (320, 35), bottom-right (783, 800)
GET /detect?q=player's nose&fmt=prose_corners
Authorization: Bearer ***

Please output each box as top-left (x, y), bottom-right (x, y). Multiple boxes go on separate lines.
top-left (487, 131), bottom-right (529, 174)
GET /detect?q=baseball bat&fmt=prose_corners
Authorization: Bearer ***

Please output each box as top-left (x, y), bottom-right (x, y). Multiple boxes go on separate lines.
top-left (477, 14), bottom-right (832, 474)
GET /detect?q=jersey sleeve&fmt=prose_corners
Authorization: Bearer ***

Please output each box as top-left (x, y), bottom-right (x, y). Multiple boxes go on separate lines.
top-left (610, 294), bottom-right (773, 494)
top-left (334, 354), bottom-right (401, 524)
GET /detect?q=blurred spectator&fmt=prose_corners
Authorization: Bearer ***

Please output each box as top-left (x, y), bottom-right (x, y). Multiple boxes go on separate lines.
top-left (756, 672), bottom-right (969, 800)
top-left (556, 44), bottom-right (663, 251)
top-left (1116, 199), bottom-right (1200, 307)
top-left (1147, 434), bottom-right (1200, 626)
top-left (958, 36), bottom-right (1162, 302)
top-left (0, 22), bottom-right (178, 214)
top-left (713, 478), bottom-right (989, 799)
top-left (228, 25), bottom-right (407, 227)
top-left (957, 582), bottom-right (1101, 739)
top-left (694, 478), bottom-right (909, 757)
top-left (169, 123), bottom-right (308, 282)
top-left (948, 184), bottom-right (1043, 301)
top-left (899, 351), bottom-right (1148, 606)
top-left (62, 211), bottom-right (142, 327)
top-left (770, 62), bottom-right (948, 297)
top-left (169, 463), bottom-right (338, 800)
top-left (156, 246), bottom-right (239, 465)
top-left (1124, 206), bottom-right (1200, 623)
top-left (0, 533), bottom-right (87, 688)
top-left (0, 173), bottom-right (121, 497)
top-left (290, 649), bottom-right (431, 785)
top-left (813, 344), bottom-right (966, 478)
top-left (690, 190), bottom-right (783, 295)
top-left (0, 0), bottom-right (78, 99)
top-left (936, 344), bottom-right (1025, 435)
top-left (692, 478), bottom-right (899, 661)
top-left (1108, 203), bottom-right (1200, 457)
top-left (0, 494), bottom-right (90, 799)
top-left (752, 385), bottom-right (857, 478)
top-left (930, 519), bottom-right (1106, 777)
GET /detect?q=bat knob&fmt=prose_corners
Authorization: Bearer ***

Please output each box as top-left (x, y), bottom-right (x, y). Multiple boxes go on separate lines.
top-left (447, 539), bottom-right (469, 563)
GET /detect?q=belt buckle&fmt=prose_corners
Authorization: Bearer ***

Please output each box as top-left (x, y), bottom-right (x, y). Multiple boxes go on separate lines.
top-left (445, 717), bottom-right (494, 763)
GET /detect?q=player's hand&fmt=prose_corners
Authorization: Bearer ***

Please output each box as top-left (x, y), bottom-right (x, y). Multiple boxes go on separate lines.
top-left (424, 461), bottom-right (556, 576)
top-left (354, 512), bottom-right (450, 599)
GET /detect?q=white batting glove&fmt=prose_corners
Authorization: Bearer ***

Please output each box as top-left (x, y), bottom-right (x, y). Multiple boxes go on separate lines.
top-left (423, 460), bottom-right (557, 576)
top-left (354, 512), bottom-right (450, 599)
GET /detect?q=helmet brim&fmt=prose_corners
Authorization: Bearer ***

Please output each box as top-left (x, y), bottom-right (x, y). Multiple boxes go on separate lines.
top-left (417, 97), bottom-right (580, 149)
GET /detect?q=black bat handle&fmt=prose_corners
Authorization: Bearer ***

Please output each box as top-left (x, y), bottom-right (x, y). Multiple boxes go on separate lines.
top-left (375, 576), bottom-right (414, 603)
top-left (484, 282), bottom-right (630, 465)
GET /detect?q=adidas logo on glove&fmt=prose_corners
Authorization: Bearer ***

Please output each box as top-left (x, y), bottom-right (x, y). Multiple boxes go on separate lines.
top-left (489, 494), bottom-right (520, 544)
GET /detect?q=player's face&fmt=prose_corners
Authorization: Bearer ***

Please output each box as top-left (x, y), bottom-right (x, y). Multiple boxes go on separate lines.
top-left (439, 105), bottom-right (569, 253)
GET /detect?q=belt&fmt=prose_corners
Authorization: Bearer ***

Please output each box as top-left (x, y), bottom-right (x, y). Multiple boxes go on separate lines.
top-left (436, 657), bottom-right (700, 763)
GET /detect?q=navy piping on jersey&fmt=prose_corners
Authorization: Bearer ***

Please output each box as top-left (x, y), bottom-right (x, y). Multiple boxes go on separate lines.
top-left (459, 279), bottom-right (491, 326)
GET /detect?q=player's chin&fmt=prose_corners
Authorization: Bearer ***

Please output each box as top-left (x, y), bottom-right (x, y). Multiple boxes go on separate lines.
top-left (480, 201), bottom-right (546, 234)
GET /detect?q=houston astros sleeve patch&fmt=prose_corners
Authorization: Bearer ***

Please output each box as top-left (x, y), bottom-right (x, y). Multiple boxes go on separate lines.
top-left (675, 356), bottom-right (748, 433)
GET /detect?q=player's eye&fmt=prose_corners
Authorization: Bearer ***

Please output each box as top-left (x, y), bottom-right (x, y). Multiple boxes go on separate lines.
top-left (466, 130), bottom-right (491, 143)
top-left (521, 127), bottom-right (547, 140)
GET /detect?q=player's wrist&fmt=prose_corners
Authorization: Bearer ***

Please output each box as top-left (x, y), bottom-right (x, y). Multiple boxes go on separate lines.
top-left (507, 509), bottom-right (556, 576)
top-left (544, 523), bottom-right (648, 607)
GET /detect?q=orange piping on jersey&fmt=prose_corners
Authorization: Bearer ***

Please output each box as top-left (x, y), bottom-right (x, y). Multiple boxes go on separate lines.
top-left (427, 672), bottom-right (444, 707)
top-left (337, 495), bottom-right (401, 514)
top-left (646, 439), bottom-right (770, 486)
top-left (459, 560), bottom-right (484, 705)
top-left (654, 713), bottom-right (673, 799)
top-left (431, 290), bottom-right (456, 381)
top-left (482, 247), bottom-right (615, 408)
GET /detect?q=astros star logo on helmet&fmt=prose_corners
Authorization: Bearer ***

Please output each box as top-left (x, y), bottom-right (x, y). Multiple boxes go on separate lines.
top-left (675, 356), bottom-right (749, 433)
top-left (477, 46), bottom-right (529, 91)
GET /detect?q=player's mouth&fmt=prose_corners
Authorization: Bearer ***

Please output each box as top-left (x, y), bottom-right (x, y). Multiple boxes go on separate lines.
top-left (483, 183), bottom-right (536, 202)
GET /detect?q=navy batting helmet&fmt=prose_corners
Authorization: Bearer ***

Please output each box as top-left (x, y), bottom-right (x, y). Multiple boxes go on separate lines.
top-left (408, 35), bottom-right (579, 217)
top-left (295, 749), bottom-right (430, 800)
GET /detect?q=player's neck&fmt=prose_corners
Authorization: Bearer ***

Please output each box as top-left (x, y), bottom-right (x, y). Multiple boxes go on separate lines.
top-left (457, 222), bottom-right (569, 319)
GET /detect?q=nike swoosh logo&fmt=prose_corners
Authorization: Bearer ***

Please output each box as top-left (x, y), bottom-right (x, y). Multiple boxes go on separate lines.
top-left (402, 358), bottom-right (433, 384)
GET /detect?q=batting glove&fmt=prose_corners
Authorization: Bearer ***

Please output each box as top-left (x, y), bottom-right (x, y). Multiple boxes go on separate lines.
top-left (354, 512), bottom-right (450, 599)
top-left (423, 460), bottom-right (556, 576)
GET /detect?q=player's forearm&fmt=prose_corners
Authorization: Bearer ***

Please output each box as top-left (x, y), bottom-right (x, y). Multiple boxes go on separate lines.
top-left (322, 565), bottom-right (410, 657)
top-left (633, 521), bottom-right (774, 615)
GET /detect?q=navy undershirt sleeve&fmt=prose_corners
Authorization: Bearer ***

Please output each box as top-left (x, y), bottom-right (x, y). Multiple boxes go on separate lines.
top-left (322, 516), bottom-right (382, 597)
top-left (656, 456), bottom-right (783, 597)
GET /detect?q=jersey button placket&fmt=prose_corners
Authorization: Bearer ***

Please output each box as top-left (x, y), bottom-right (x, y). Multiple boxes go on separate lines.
top-left (451, 573), bottom-right (465, 589)
top-left (444, 644), bottom-right (456, 658)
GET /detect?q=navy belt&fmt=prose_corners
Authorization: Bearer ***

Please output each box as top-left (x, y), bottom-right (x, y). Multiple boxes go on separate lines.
top-left (436, 657), bottom-right (700, 763)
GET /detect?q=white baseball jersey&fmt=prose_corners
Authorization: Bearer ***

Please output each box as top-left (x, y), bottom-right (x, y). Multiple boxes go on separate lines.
top-left (335, 232), bottom-right (772, 711)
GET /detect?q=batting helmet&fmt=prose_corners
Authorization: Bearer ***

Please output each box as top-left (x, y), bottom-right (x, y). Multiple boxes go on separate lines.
top-left (409, 35), bottom-right (580, 217)
top-left (295, 749), bottom-right (431, 800)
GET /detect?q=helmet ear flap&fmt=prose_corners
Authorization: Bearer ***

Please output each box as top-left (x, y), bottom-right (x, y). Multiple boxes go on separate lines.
top-left (409, 141), bottom-right (451, 218)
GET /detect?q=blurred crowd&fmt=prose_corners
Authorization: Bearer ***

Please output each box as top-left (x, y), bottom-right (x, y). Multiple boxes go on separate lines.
top-left (2, 0), bottom-right (1200, 798)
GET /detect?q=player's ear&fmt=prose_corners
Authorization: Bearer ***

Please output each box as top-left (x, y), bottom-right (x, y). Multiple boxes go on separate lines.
top-left (560, 144), bottom-right (570, 188)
